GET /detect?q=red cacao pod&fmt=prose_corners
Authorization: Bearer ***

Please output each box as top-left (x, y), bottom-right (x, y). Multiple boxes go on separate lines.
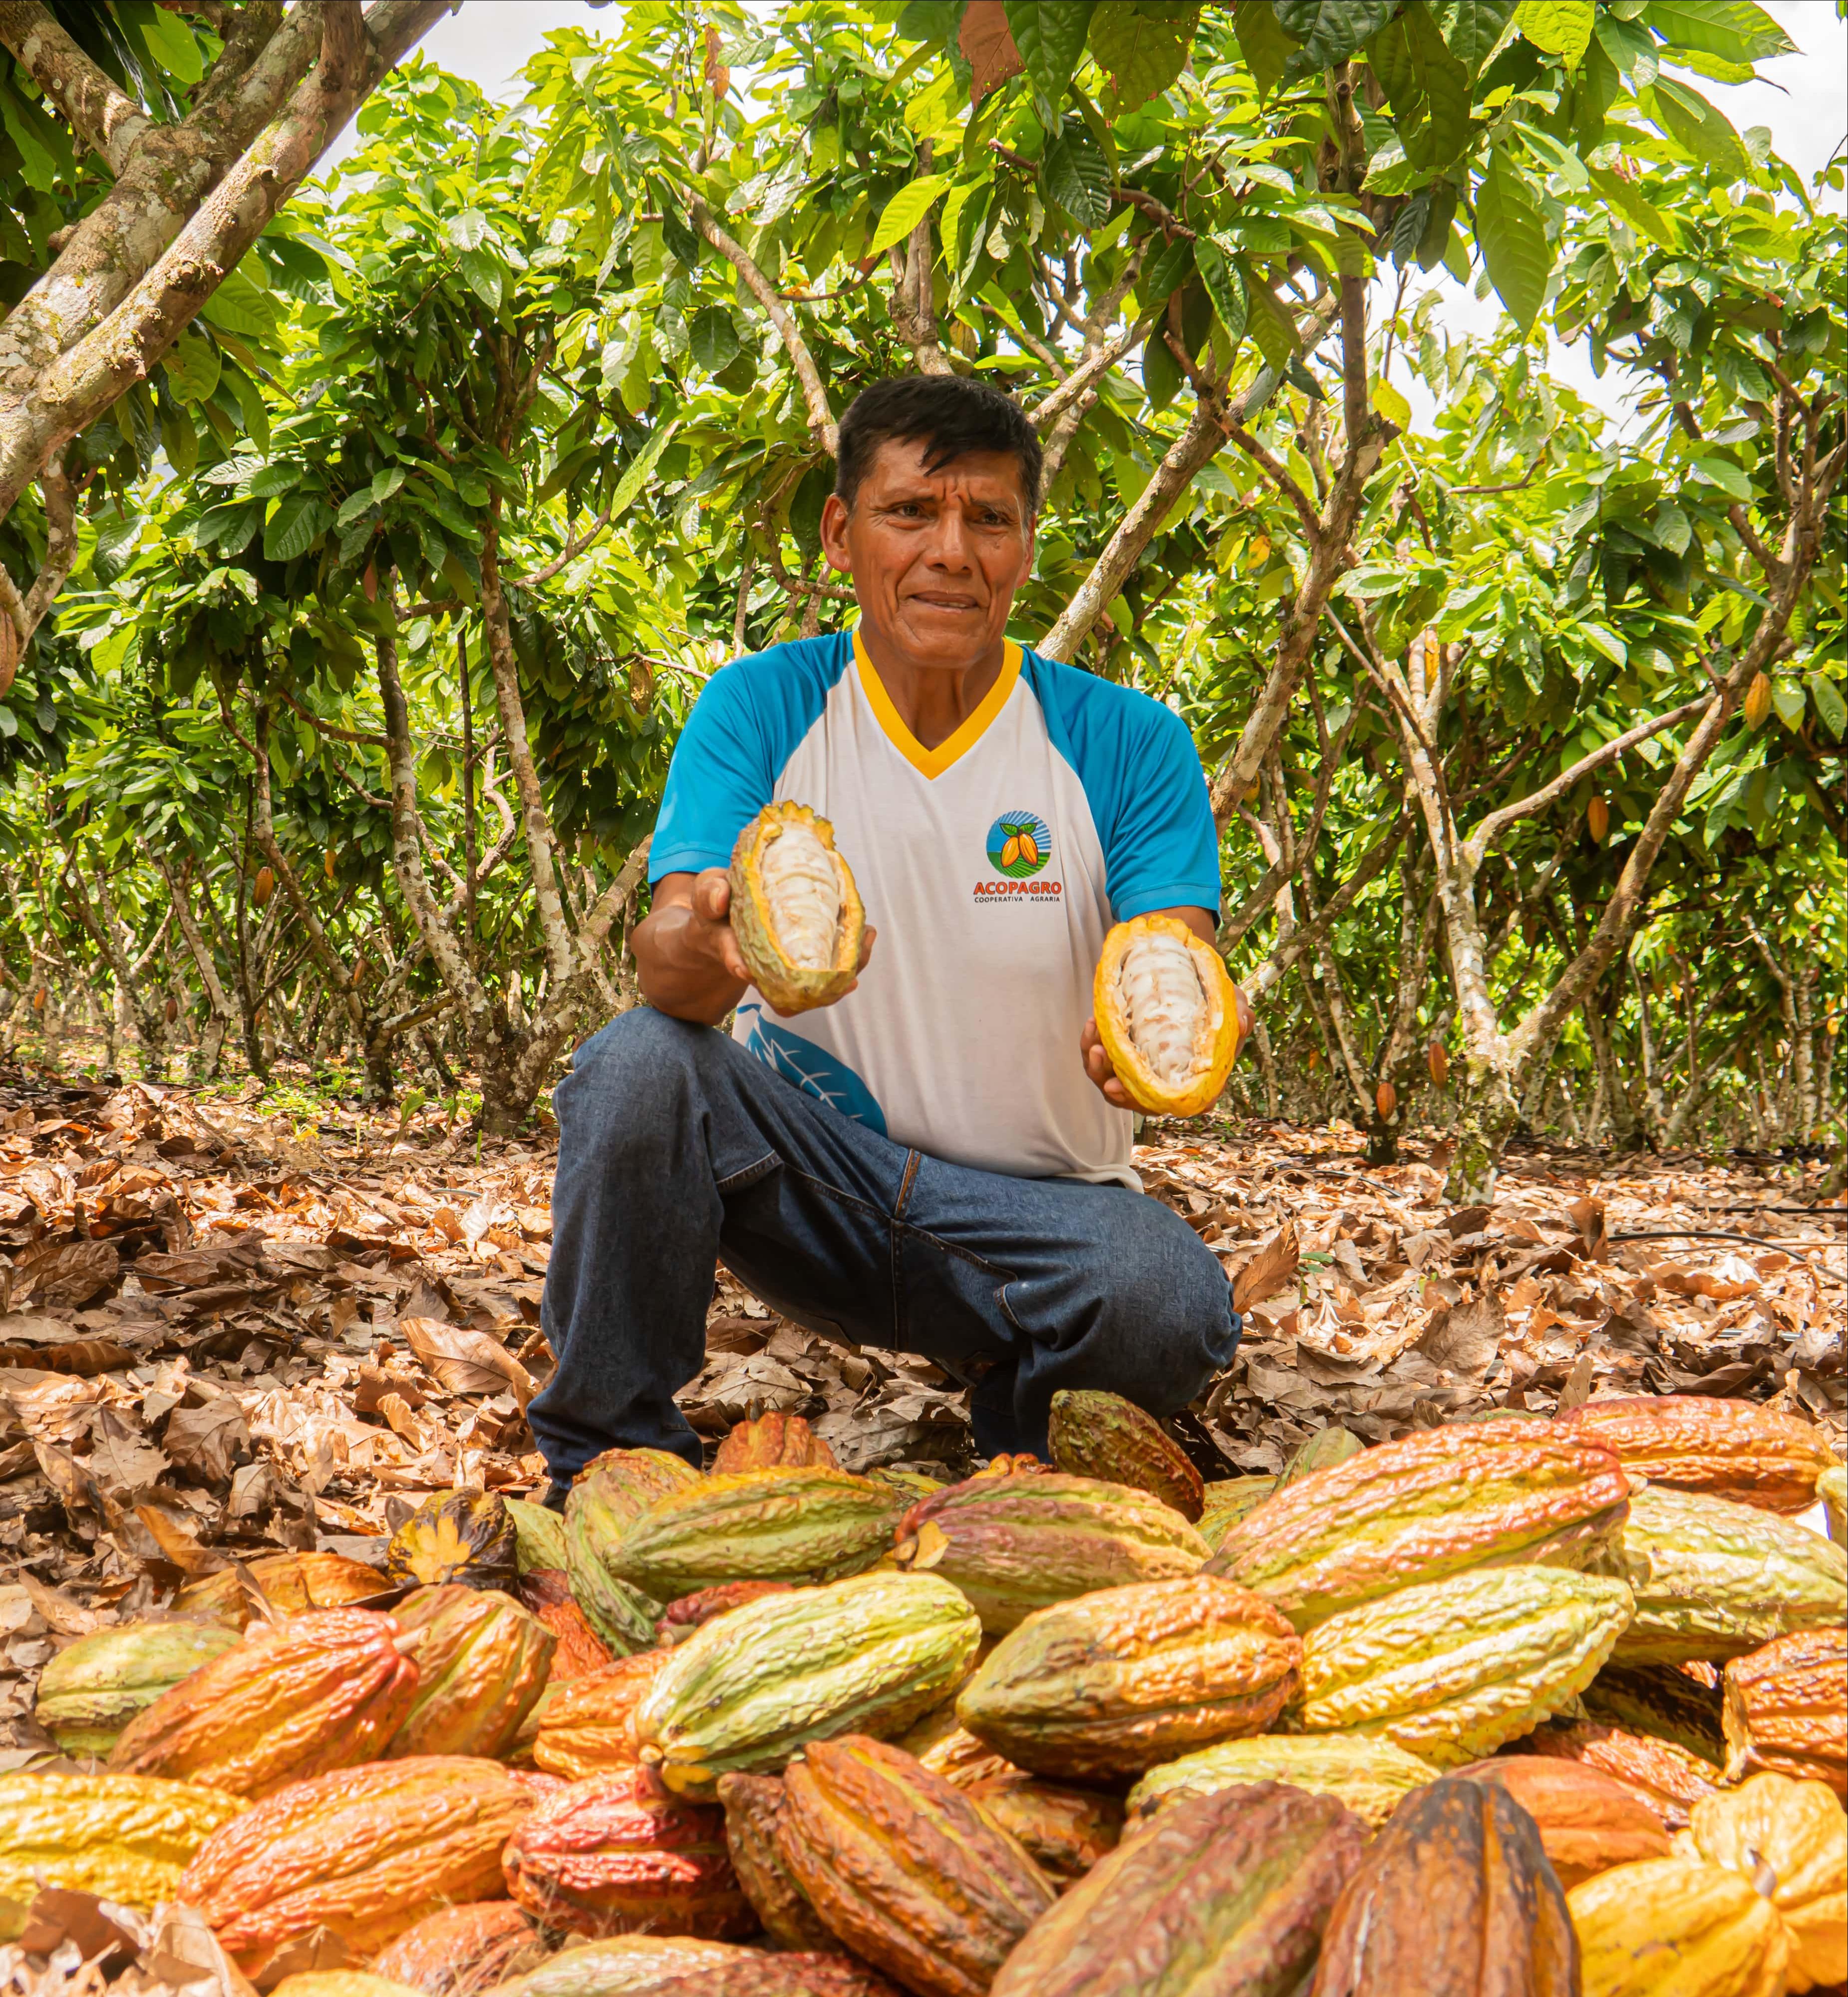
top-left (1375, 1081), bottom-right (1397, 1120)
top-left (516, 1570), bottom-right (614, 1682)
top-left (710, 1412), bottom-right (839, 1475)
top-left (717, 1771), bottom-right (838, 1952)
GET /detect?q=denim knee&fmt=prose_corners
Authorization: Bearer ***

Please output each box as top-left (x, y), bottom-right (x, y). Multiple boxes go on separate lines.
top-left (1093, 1205), bottom-right (1239, 1412)
top-left (559, 1006), bottom-right (717, 1130)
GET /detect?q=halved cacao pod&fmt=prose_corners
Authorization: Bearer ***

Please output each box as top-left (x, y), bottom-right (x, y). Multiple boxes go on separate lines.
top-left (517, 1570), bottom-right (615, 1681)
top-left (503, 1497), bottom-right (569, 1575)
top-left (955, 1576), bottom-right (1300, 1779)
top-left (710, 1411), bottom-right (838, 1476)
top-left (992, 1779), bottom-right (1361, 1997)
top-left (108, 1608), bottom-right (420, 1799)
top-left (1296, 1567), bottom-right (1635, 1767)
top-left (492, 1937), bottom-right (897, 1997)
top-left (1580, 1660), bottom-right (1727, 1766)
top-left (386, 1490), bottom-right (520, 1592)
top-left (1723, 1627), bottom-right (1848, 1799)
top-left (1559, 1394), bottom-right (1836, 1514)
top-left (501, 1768), bottom-right (755, 1941)
top-left (180, 1755), bottom-right (537, 1979)
top-left (891, 1472), bottom-right (1209, 1634)
top-left (634, 1571), bottom-right (982, 1800)
top-left (0, 1772), bottom-right (246, 1934)
top-left (1207, 1421), bottom-right (1631, 1632)
top-left (1125, 1733), bottom-right (1437, 1831)
top-left (607, 1467), bottom-right (904, 1598)
top-left (729, 802), bottom-right (865, 1015)
top-left (963, 1771), bottom-right (1123, 1886)
top-left (565, 1449), bottom-right (700, 1655)
top-left (1675, 1772), bottom-right (1846, 1993)
top-left (1310, 1776), bottom-right (1578, 1995)
top-left (1197, 1476), bottom-right (1277, 1551)
top-left (1453, 1755), bottom-right (1670, 1887)
top-left (655, 1581), bottom-right (795, 1645)
top-left (1045, 1389), bottom-right (1204, 1521)
top-left (387, 1586), bottom-right (556, 1759)
top-left (532, 1650), bottom-right (674, 1780)
top-left (1820, 1461), bottom-right (1846, 1544)
top-left (1568, 1858), bottom-right (1788, 1997)
top-left (777, 1735), bottom-right (1055, 1997)
top-left (33, 1620), bottom-right (240, 1758)
top-left (1092, 914), bottom-right (1244, 1117)
top-left (369, 1904), bottom-right (543, 1997)
top-left (1523, 1719), bottom-right (1719, 1829)
top-left (717, 1772), bottom-right (838, 1952)
top-left (176, 1551), bottom-right (389, 1632)
top-left (1590, 1484), bottom-right (1847, 1664)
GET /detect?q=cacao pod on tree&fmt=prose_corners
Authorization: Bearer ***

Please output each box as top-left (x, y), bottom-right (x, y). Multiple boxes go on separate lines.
top-left (1587, 794), bottom-right (1609, 842)
top-left (1559, 1394), bottom-right (1835, 1515)
top-left (1722, 1627), bottom-right (1847, 1800)
top-left (1427, 1040), bottom-right (1448, 1087)
top-left (164, 996), bottom-right (179, 1023)
top-left (1375, 1080), bottom-right (1397, 1120)
top-left (386, 1490), bottom-right (520, 1592)
top-left (1126, 1733), bottom-right (1437, 1832)
top-left (370, 1904), bottom-right (544, 1997)
top-left (253, 865), bottom-right (275, 906)
top-left (1452, 1755), bottom-right (1670, 1887)
top-left (33, 1621), bottom-right (240, 1758)
top-left (565, 1448), bottom-right (700, 1655)
top-left (729, 802), bottom-right (865, 1015)
top-left (387, 1586), bottom-right (556, 1759)
top-left (1092, 914), bottom-right (1244, 1117)
top-left (1568, 1858), bottom-right (1788, 1997)
top-left (1744, 670), bottom-right (1773, 727)
top-left (710, 1411), bottom-right (839, 1475)
top-left (1045, 1390), bottom-right (1204, 1521)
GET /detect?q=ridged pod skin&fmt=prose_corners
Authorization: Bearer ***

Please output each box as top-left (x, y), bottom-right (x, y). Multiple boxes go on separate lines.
top-left (1092, 915), bottom-right (1244, 1118)
top-left (504, 1498), bottom-right (570, 1575)
top-left (630, 1961), bottom-right (903, 1997)
top-left (565, 1449), bottom-right (700, 1655)
top-left (964, 1771), bottom-right (1122, 1886)
top-left (1452, 1756), bottom-right (1670, 1887)
top-left (0, 1772), bottom-right (246, 1935)
top-left (1125, 1734), bottom-right (1437, 1831)
top-left (272, 1976), bottom-right (423, 1997)
top-left (1309, 1777), bottom-right (1579, 1997)
top-left (777, 1734), bottom-right (1056, 1997)
top-left (1523, 1720), bottom-right (1719, 1830)
top-left (655, 1581), bottom-right (795, 1645)
top-left (533, 1651), bottom-right (674, 1780)
top-left (892, 1472), bottom-right (1210, 1634)
top-left (716, 1772), bottom-right (839, 1951)
top-left (1297, 1567), bottom-right (1635, 1768)
top-left (501, 1768), bottom-right (755, 1941)
top-left (179, 1755), bottom-right (536, 1979)
top-left (387, 1490), bottom-right (521, 1592)
top-left (369, 1903), bottom-right (543, 1997)
top-left (991, 1780), bottom-right (1363, 1997)
top-left (387, 1586), bottom-right (556, 1759)
top-left (955, 1577), bottom-right (1301, 1779)
top-left (175, 1551), bottom-right (389, 1632)
top-left (893, 1707), bottom-right (1016, 1789)
top-left (710, 1411), bottom-right (839, 1476)
top-left (1046, 1390), bottom-right (1205, 1521)
top-left (108, 1608), bottom-right (420, 1799)
top-left (1568, 1859), bottom-right (1788, 1997)
top-left (517, 1570), bottom-right (616, 1681)
top-left (1820, 1462), bottom-right (1846, 1544)
top-left (729, 802), bottom-right (865, 1015)
top-left (1723, 1628), bottom-right (1848, 1800)
top-left (1590, 1485), bottom-right (1848, 1665)
top-left (634, 1571), bottom-right (983, 1800)
top-left (1207, 1423), bottom-right (1632, 1633)
top-left (872, 1466), bottom-right (953, 1501)
top-left (490, 1937), bottom-right (899, 1997)
top-left (971, 1453), bottom-right (1046, 1480)
top-left (33, 1620), bottom-right (241, 1757)
top-left (1580, 1662), bottom-right (1727, 1766)
top-left (608, 1467), bottom-right (905, 1598)
top-left (1197, 1478), bottom-right (1277, 1553)
top-left (1278, 1426), bottom-right (1366, 1488)
top-left (1674, 1773), bottom-right (1847, 1993)
top-left (1559, 1394), bottom-right (1835, 1514)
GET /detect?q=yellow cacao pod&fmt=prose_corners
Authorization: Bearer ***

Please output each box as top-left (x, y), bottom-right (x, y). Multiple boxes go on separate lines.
top-left (729, 802), bottom-right (865, 1016)
top-left (1094, 915), bottom-right (1245, 1118)
top-left (1744, 672), bottom-right (1773, 728)
top-left (1568, 1857), bottom-right (1789, 1997)
top-left (1587, 796), bottom-right (1610, 843)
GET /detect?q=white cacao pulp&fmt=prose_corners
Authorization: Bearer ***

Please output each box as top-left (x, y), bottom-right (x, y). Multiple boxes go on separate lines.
top-left (1116, 929), bottom-right (1206, 1084)
top-left (760, 821), bottom-right (843, 970)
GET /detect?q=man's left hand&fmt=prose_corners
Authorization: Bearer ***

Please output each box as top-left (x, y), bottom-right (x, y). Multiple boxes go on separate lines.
top-left (1080, 1013), bottom-right (1136, 1108)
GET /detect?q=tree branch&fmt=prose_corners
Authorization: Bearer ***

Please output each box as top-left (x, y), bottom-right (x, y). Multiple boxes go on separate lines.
top-left (0, 1), bottom-right (150, 173)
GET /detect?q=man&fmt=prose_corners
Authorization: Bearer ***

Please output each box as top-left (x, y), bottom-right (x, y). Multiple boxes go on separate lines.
top-left (532, 374), bottom-right (1241, 1493)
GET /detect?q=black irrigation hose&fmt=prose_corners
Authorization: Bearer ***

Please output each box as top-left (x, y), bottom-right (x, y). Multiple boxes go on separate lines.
top-left (1611, 1229), bottom-right (1844, 1251)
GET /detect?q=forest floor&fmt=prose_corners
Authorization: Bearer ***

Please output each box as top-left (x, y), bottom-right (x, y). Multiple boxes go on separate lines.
top-left (1, 1057), bottom-right (1843, 1761)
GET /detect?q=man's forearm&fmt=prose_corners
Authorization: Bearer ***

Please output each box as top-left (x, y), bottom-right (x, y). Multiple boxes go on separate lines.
top-left (633, 905), bottom-right (748, 1025)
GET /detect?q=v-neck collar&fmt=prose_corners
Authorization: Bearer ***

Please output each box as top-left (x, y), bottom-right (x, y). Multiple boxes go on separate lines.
top-left (852, 627), bottom-right (1022, 780)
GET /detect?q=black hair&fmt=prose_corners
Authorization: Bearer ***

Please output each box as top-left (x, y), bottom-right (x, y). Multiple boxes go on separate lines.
top-left (834, 373), bottom-right (1042, 518)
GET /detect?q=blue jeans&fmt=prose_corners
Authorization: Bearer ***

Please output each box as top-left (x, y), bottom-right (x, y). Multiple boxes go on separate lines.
top-left (531, 1007), bottom-right (1241, 1481)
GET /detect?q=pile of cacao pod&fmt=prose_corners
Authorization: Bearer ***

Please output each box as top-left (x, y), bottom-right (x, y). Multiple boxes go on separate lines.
top-left (5, 1390), bottom-right (1845, 1996)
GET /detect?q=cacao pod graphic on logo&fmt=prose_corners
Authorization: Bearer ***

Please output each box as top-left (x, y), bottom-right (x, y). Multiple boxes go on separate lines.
top-left (986, 809), bottom-right (1052, 879)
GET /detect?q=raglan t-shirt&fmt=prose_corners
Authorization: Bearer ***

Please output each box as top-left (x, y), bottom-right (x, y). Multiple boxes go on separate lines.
top-left (649, 629), bottom-right (1221, 1188)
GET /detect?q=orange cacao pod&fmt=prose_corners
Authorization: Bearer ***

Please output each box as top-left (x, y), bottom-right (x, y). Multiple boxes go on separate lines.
top-left (963, 1770), bottom-right (1123, 1884)
top-left (164, 996), bottom-right (179, 1024)
top-left (370, 1904), bottom-right (542, 1997)
top-left (388, 1586), bottom-right (555, 1760)
top-left (180, 1756), bottom-right (536, 1979)
top-left (516, 1570), bottom-right (614, 1681)
top-left (1454, 1755), bottom-right (1670, 1887)
top-left (710, 1411), bottom-right (839, 1476)
top-left (1375, 1081), bottom-right (1397, 1120)
top-left (1722, 1627), bottom-right (1847, 1800)
top-left (501, 1768), bottom-right (754, 1940)
top-left (1524, 1719), bottom-right (1718, 1829)
top-left (495, 1940), bottom-right (899, 1997)
top-left (253, 865), bottom-right (275, 907)
top-left (655, 1581), bottom-right (795, 1645)
top-left (175, 1551), bottom-right (389, 1632)
top-left (1428, 1041), bottom-right (1448, 1087)
top-left (109, 1609), bottom-right (419, 1799)
top-left (1744, 671), bottom-right (1772, 727)
top-left (1587, 795), bottom-right (1609, 842)
top-left (1559, 1394), bottom-right (1834, 1515)
top-left (717, 1772), bottom-right (838, 1952)
top-left (531, 1650), bottom-right (673, 1780)
top-left (892, 1706), bottom-right (1017, 1790)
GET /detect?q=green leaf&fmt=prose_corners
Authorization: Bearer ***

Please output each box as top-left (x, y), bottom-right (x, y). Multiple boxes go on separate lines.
top-left (1513, 0), bottom-right (1594, 66)
top-left (1586, 167), bottom-right (1679, 246)
top-left (1642, 77), bottom-right (1751, 177)
top-left (1194, 235), bottom-right (1248, 346)
top-left (1374, 377), bottom-right (1412, 428)
top-left (1086, 1), bottom-right (1201, 107)
top-left (162, 329), bottom-right (221, 405)
top-left (456, 246), bottom-right (504, 310)
top-left (1275, 0), bottom-right (1396, 68)
top-left (1042, 121), bottom-right (1111, 225)
top-left (689, 306), bottom-right (741, 372)
top-left (1140, 234), bottom-right (1195, 309)
top-left (1432, 0), bottom-right (1520, 72)
top-left (1230, 0), bottom-right (1296, 94)
top-left (263, 494), bottom-right (329, 564)
top-left (1243, 270), bottom-right (1301, 369)
top-left (1769, 676), bottom-right (1806, 731)
top-left (0, 80), bottom-right (59, 190)
top-left (1473, 145), bottom-right (1553, 335)
top-left (1642, 0), bottom-right (1793, 62)
top-left (1578, 621), bottom-right (1627, 665)
top-left (869, 172), bottom-right (953, 255)
top-left (1808, 671), bottom-right (1846, 739)
top-left (445, 209), bottom-right (491, 252)
top-left (609, 419), bottom-right (680, 526)
top-left (1689, 455), bottom-right (1750, 498)
top-left (200, 266), bottom-right (279, 341)
top-left (1002, 0), bottom-right (1097, 101)
top-left (336, 489), bottom-right (375, 529)
top-left (1401, 5), bottom-right (1474, 167)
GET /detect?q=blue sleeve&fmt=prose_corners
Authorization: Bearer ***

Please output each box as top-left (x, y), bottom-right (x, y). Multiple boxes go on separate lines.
top-left (1024, 650), bottom-right (1222, 921)
top-left (649, 636), bottom-right (850, 884)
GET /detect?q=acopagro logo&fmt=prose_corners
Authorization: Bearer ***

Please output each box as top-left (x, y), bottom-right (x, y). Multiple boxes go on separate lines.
top-left (986, 809), bottom-right (1052, 878)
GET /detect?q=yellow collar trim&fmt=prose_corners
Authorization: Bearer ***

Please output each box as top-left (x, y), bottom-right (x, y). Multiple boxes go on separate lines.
top-left (853, 628), bottom-right (1022, 780)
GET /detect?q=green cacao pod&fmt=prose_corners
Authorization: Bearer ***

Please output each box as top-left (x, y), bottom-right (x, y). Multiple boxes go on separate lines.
top-left (729, 801), bottom-right (865, 1015)
top-left (491, 1937), bottom-right (899, 1997)
top-left (1126, 1734), bottom-right (1438, 1831)
top-left (955, 1576), bottom-right (1301, 1779)
top-left (1580, 1661), bottom-right (1726, 1766)
top-left (991, 1780), bottom-right (1363, 1997)
top-left (1523, 1719), bottom-right (1720, 1830)
top-left (0, 1772), bottom-right (246, 1935)
top-left (386, 1586), bottom-right (556, 1759)
top-left (1722, 1627), bottom-right (1847, 1800)
top-left (1451, 1756), bottom-right (1671, 1888)
top-left (1296, 1566), bottom-right (1635, 1767)
top-left (1279, 1425), bottom-right (1366, 1487)
top-left (1820, 1461), bottom-right (1846, 1544)
top-left (1559, 1393), bottom-right (1835, 1514)
top-left (175, 1550), bottom-right (389, 1631)
top-left (777, 1734), bottom-right (1055, 1997)
top-left (608, 1467), bottom-right (904, 1598)
top-left (710, 1411), bottom-right (839, 1475)
top-left (891, 1472), bottom-right (1209, 1634)
top-left (961, 1770), bottom-right (1123, 1886)
top-left (1046, 1389), bottom-right (1205, 1521)
top-left (717, 1772), bottom-right (839, 1952)
top-left (386, 1489), bottom-right (520, 1591)
top-left (1590, 1484), bottom-right (1848, 1665)
top-left (1207, 1422), bottom-right (1631, 1632)
top-left (504, 1497), bottom-right (570, 1575)
top-left (565, 1448), bottom-right (700, 1654)
top-left (370, 1903), bottom-right (543, 1997)
top-left (634, 1571), bottom-right (982, 1800)
top-left (1310, 1776), bottom-right (1579, 1995)
top-left (1197, 1477), bottom-right (1278, 1552)
top-left (33, 1620), bottom-right (240, 1757)
top-left (1568, 1858), bottom-right (1789, 1997)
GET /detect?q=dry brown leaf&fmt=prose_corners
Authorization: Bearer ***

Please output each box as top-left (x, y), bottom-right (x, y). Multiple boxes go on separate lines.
top-left (1233, 1220), bottom-right (1301, 1313)
top-left (399, 1315), bottom-right (536, 1409)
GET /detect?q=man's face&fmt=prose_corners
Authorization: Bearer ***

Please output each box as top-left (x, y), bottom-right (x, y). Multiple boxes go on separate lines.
top-left (821, 437), bottom-right (1034, 670)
